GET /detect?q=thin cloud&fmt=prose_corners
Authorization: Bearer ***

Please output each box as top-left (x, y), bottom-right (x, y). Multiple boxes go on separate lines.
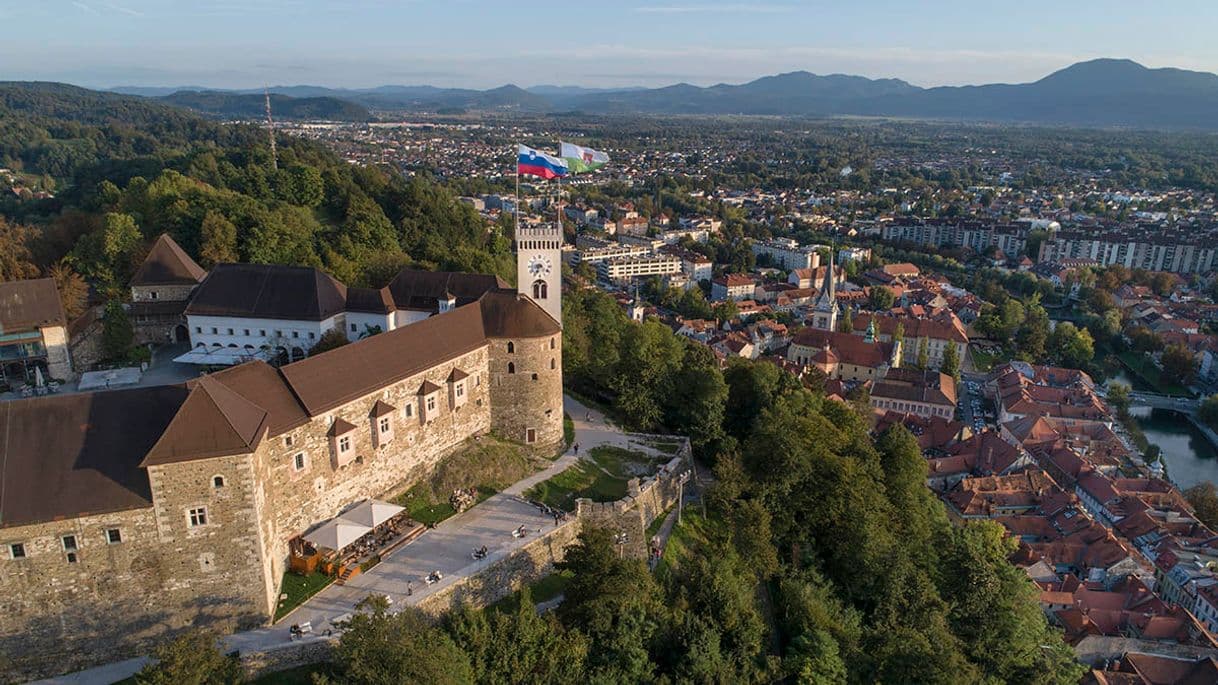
top-left (102, 2), bottom-right (144, 16)
top-left (635, 4), bottom-right (793, 13)
top-left (71, 1), bottom-right (99, 14)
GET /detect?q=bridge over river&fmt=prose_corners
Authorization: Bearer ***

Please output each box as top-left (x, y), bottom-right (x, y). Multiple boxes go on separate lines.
top-left (1128, 391), bottom-right (1202, 414)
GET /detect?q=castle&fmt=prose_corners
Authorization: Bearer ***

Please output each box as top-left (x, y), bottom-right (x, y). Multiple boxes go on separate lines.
top-left (0, 222), bottom-right (565, 680)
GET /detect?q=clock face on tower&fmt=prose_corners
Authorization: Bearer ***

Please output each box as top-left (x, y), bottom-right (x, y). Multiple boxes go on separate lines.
top-left (527, 255), bottom-right (552, 278)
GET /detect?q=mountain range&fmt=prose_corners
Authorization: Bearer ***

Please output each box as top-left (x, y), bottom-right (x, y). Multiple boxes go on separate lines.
top-left (107, 59), bottom-right (1218, 129)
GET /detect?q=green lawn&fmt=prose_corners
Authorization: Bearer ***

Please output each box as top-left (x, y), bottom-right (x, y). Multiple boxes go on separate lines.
top-left (1119, 351), bottom-right (1194, 397)
top-left (525, 446), bottom-right (657, 511)
top-left (274, 571), bottom-right (334, 622)
top-left (644, 439), bottom-right (683, 455)
top-left (396, 484), bottom-right (495, 526)
top-left (488, 570), bottom-right (574, 613)
top-left (654, 510), bottom-right (715, 579)
top-left (391, 435), bottom-right (540, 525)
top-left (563, 412), bottom-right (575, 451)
top-left (968, 345), bottom-right (1004, 373)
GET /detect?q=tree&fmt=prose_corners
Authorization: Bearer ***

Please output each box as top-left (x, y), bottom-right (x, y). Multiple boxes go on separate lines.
top-left (101, 300), bottom-right (134, 362)
top-left (49, 261), bottom-right (89, 321)
top-left (445, 590), bottom-right (587, 685)
top-left (1107, 383), bottom-right (1133, 416)
top-left (133, 629), bottom-right (242, 685)
top-left (867, 286), bottom-right (895, 311)
top-left (1161, 344), bottom-right (1198, 387)
top-left (199, 210), bottom-right (238, 267)
top-left (309, 328), bottom-right (350, 355)
top-left (1047, 322), bottom-right (1095, 370)
top-left (1199, 395), bottom-right (1218, 432)
top-left (940, 342), bottom-right (960, 381)
top-left (0, 217), bottom-right (40, 282)
top-left (1185, 482), bottom-right (1218, 530)
top-left (325, 597), bottom-right (474, 685)
top-left (712, 299), bottom-right (739, 324)
top-left (837, 307), bottom-right (853, 333)
top-left (915, 337), bottom-right (929, 370)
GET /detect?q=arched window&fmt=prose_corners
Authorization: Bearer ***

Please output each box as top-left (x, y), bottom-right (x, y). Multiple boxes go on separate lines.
top-left (532, 279), bottom-right (548, 299)
top-left (550, 358), bottom-right (556, 370)
top-left (507, 362), bottom-right (516, 374)
top-left (506, 341), bottom-right (515, 354)
top-left (212, 475), bottom-right (225, 488)
top-left (550, 337), bottom-right (556, 350)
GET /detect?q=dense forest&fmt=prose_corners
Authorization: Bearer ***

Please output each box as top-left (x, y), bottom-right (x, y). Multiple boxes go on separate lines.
top-left (0, 82), bottom-right (516, 304)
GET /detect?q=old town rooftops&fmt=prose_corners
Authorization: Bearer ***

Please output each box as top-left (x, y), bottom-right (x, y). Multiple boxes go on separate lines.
top-left (129, 234), bottom-right (207, 287)
top-left (0, 385), bottom-right (187, 528)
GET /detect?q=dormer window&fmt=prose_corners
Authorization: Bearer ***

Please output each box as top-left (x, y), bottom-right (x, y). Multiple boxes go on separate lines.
top-left (448, 368), bottom-right (469, 410)
top-left (370, 400), bottom-right (395, 447)
top-left (417, 380), bottom-right (442, 423)
top-left (328, 418), bottom-right (358, 467)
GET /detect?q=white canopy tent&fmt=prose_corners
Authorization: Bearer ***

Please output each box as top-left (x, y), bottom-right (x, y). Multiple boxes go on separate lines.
top-left (302, 518), bottom-right (371, 552)
top-left (172, 347), bottom-right (276, 366)
top-left (338, 499), bottom-right (405, 529)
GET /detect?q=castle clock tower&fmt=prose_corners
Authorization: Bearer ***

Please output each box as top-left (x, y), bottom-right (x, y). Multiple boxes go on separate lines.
top-left (516, 221), bottom-right (563, 326)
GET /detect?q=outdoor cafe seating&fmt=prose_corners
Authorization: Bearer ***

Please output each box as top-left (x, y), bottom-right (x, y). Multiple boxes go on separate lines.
top-left (292, 499), bottom-right (423, 581)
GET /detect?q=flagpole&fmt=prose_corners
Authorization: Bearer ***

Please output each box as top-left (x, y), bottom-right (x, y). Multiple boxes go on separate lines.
top-left (514, 145), bottom-right (520, 245)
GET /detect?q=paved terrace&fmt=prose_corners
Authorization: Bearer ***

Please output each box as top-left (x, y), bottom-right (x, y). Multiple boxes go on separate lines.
top-left (35, 394), bottom-right (659, 685)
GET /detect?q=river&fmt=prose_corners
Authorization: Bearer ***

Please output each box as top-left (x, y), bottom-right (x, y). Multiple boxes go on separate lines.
top-left (1108, 369), bottom-right (1218, 489)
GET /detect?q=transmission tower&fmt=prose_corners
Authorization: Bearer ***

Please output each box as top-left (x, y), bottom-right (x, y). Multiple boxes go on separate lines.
top-left (264, 88), bottom-right (278, 171)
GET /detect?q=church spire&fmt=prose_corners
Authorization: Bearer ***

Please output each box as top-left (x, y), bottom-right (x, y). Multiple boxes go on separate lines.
top-left (811, 249), bottom-right (838, 331)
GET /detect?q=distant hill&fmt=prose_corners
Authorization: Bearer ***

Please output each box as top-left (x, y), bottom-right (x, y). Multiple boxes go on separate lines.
top-left (0, 81), bottom-right (200, 126)
top-left (101, 58), bottom-right (1218, 129)
top-left (158, 91), bottom-right (371, 121)
top-left (843, 59), bottom-right (1218, 129)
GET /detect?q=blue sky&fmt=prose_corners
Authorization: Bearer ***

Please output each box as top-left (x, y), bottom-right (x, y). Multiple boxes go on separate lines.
top-left (2, 0), bottom-right (1216, 89)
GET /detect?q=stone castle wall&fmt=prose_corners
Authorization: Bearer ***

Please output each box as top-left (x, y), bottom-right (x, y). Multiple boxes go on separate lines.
top-left (259, 346), bottom-right (495, 570)
top-left (577, 450), bottom-right (691, 559)
top-left (132, 284), bottom-right (197, 303)
top-left (0, 448), bottom-right (273, 682)
top-left (487, 333), bottom-right (563, 449)
top-left (416, 519), bottom-right (582, 618)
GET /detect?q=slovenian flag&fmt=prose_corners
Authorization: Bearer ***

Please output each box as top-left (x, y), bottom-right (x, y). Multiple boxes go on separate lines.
top-left (560, 141), bottom-right (610, 174)
top-left (517, 144), bottom-right (568, 179)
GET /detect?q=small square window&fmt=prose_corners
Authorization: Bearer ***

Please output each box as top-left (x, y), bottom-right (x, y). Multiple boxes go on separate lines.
top-left (379, 417), bottom-right (391, 433)
top-left (106, 529), bottom-right (122, 544)
top-left (426, 396), bottom-right (436, 412)
top-left (211, 327), bottom-right (218, 334)
top-left (150, 291), bottom-right (159, 300)
top-left (188, 507), bottom-right (208, 528)
top-left (66, 552), bottom-right (78, 564)
top-left (9, 543), bottom-right (25, 560)
top-left (227, 328), bottom-right (234, 335)
top-left (403, 404), bottom-right (413, 418)
top-left (195, 326), bottom-right (202, 333)
top-left (292, 331), bottom-right (299, 339)
top-left (243, 329), bottom-right (250, 336)
top-left (338, 436), bottom-right (351, 453)
top-left (294, 452), bottom-right (307, 471)
top-left (309, 332), bottom-right (316, 340)
top-left (284, 435), bottom-right (294, 447)
top-left (455, 384), bottom-right (464, 398)
top-left (260, 329), bottom-right (267, 337)
top-left (62, 535), bottom-right (78, 551)
top-left (350, 323), bottom-right (357, 332)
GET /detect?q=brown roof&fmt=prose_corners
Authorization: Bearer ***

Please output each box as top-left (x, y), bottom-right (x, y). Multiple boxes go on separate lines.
top-left (448, 368), bottom-right (469, 382)
top-left (0, 386), bottom-right (188, 528)
top-left (790, 327), bottom-right (892, 369)
top-left (369, 400), bottom-right (395, 418)
top-left (479, 289), bottom-right (560, 338)
top-left (418, 380), bottom-right (442, 395)
top-left (385, 269), bottom-right (506, 312)
top-left (281, 299), bottom-right (485, 415)
top-left (185, 263), bottom-right (348, 321)
top-left (129, 234), bottom-right (206, 286)
top-left (0, 278), bottom-right (65, 332)
top-left (141, 376), bottom-right (268, 466)
top-left (345, 287), bottom-right (394, 315)
top-left (873, 367), bottom-right (957, 407)
top-left (328, 417), bottom-right (357, 437)
top-left (206, 361), bottom-right (309, 436)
